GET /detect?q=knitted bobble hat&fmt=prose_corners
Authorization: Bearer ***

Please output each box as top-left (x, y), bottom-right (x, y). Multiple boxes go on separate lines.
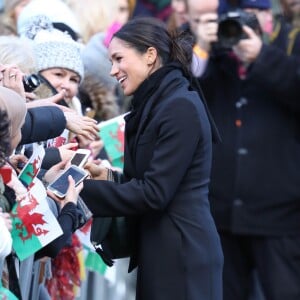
top-left (23, 15), bottom-right (84, 82)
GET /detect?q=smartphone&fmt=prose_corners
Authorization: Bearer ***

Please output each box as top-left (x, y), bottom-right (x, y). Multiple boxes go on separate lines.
top-left (47, 165), bottom-right (88, 198)
top-left (70, 149), bottom-right (91, 168)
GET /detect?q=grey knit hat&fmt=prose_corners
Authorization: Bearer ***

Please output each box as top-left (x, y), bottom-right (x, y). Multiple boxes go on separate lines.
top-left (23, 15), bottom-right (84, 81)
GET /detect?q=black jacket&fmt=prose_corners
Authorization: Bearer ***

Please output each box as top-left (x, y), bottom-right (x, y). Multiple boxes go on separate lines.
top-left (81, 68), bottom-right (223, 300)
top-left (20, 106), bottom-right (66, 145)
top-left (199, 44), bottom-right (300, 236)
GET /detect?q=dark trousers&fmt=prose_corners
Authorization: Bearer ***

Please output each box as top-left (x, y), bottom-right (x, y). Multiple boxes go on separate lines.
top-left (220, 232), bottom-right (300, 300)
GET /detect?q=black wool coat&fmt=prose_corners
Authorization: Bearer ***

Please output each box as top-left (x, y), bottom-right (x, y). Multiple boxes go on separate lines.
top-left (199, 44), bottom-right (300, 236)
top-left (80, 68), bottom-right (223, 300)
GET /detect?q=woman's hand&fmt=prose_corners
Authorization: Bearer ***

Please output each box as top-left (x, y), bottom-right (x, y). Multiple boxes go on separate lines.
top-left (84, 161), bottom-right (108, 180)
top-left (64, 112), bottom-right (99, 140)
top-left (58, 143), bottom-right (77, 162)
top-left (76, 135), bottom-right (104, 159)
top-left (47, 175), bottom-right (83, 208)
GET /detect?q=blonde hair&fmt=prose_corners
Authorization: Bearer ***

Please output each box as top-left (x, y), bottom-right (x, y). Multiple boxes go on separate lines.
top-left (65, 0), bottom-right (119, 44)
top-left (0, 0), bottom-right (29, 35)
top-left (0, 35), bottom-right (36, 74)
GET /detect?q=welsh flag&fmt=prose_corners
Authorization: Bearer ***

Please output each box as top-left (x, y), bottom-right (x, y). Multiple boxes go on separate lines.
top-left (98, 114), bottom-right (126, 169)
top-left (0, 285), bottom-right (18, 300)
top-left (18, 143), bottom-right (45, 188)
top-left (11, 178), bottom-right (63, 261)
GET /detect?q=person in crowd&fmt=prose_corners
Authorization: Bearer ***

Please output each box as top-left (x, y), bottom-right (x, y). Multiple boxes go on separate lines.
top-left (0, 35), bottom-right (99, 144)
top-left (0, 86), bottom-right (27, 299)
top-left (0, 62), bottom-right (99, 169)
top-left (0, 85), bottom-right (84, 299)
top-left (132, 0), bottom-right (172, 21)
top-left (167, 0), bottom-right (188, 32)
top-left (270, 0), bottom-right (300, 55)
top-left (187, 0), bottom-right (300, 299)
top-left (0, 0), bottom-right (31, 35)
top-left (20, 16), bottom-right (102, 159)
top-left (79, 16), bottom-right (223, 300)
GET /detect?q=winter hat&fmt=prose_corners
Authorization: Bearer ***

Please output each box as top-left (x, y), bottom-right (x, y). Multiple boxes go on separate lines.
top-left (23, 15), bottom-right (84, 81)
top-left (240, 0), bottom-right (271, 10)
top-left (17, 0), bottom-right (80, 37)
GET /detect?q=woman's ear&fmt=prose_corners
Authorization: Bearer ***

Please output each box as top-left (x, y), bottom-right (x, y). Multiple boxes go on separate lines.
top-left (146, 47), bottom-right (158, 65)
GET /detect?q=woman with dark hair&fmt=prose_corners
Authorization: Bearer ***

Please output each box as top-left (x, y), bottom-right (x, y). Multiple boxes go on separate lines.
top-left (80, 17), bottom-right (223, 300)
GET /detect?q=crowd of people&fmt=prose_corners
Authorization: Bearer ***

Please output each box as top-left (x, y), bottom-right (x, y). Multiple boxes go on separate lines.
top-left (0, 0), bottom-right (300, 300)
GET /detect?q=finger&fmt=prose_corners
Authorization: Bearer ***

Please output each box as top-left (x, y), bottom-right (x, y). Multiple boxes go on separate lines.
top-left (63, 142), bottom-right (78, 150)
top-left (68, 174), bottom-right (76, 186)
top-left (53, 160), bottom-right (69, 170)
top-left (242, 25), bottom-right (256, 39)
top-left (47, 90), bottom-right (66, 103)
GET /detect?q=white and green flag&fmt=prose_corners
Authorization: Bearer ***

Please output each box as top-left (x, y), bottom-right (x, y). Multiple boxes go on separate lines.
top-left (11, 178), bottom-right (63, 261)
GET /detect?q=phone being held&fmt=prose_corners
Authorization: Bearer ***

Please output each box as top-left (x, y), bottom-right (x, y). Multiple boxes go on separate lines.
top-left (70, 148), bottom-right (91, 168)
top-left (47, 165), bottom-right (88, 198)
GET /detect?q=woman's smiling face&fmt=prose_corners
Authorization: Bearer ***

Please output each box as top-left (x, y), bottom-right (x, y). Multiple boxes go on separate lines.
top-left (109, 37), bottom-right (152, 96)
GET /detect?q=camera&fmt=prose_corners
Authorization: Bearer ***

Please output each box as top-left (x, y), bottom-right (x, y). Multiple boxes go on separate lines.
top-left (22, 74), bottom-right (41, 92)
top-left (217, 9), bottom-right (262, 49)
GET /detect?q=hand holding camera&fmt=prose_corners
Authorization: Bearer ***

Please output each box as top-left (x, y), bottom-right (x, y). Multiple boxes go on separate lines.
top-left (217, 9), bottom-right (262, 49)
top-left (0, 64), bottom-right (41, 100)
top-left (232, 25), bottom-right (263, 64)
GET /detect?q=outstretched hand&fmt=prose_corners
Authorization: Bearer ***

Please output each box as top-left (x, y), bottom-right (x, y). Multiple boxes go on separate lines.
top-left (64, 112), bottom-right (99, 140)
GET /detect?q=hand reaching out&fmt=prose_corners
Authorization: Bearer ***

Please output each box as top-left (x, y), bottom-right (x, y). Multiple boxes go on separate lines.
top-left (64, 112), bottom-right (99, 140)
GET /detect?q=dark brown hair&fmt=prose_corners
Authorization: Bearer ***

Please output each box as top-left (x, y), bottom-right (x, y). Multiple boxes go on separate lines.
top-left (113, 16), bottom-right (193, 76)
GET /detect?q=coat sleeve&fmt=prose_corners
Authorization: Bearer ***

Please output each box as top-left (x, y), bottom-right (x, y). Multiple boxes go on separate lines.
top-left (20, 106), bottom-right (66, 145)
top-left (248, 44), bottom-right (300, 111)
